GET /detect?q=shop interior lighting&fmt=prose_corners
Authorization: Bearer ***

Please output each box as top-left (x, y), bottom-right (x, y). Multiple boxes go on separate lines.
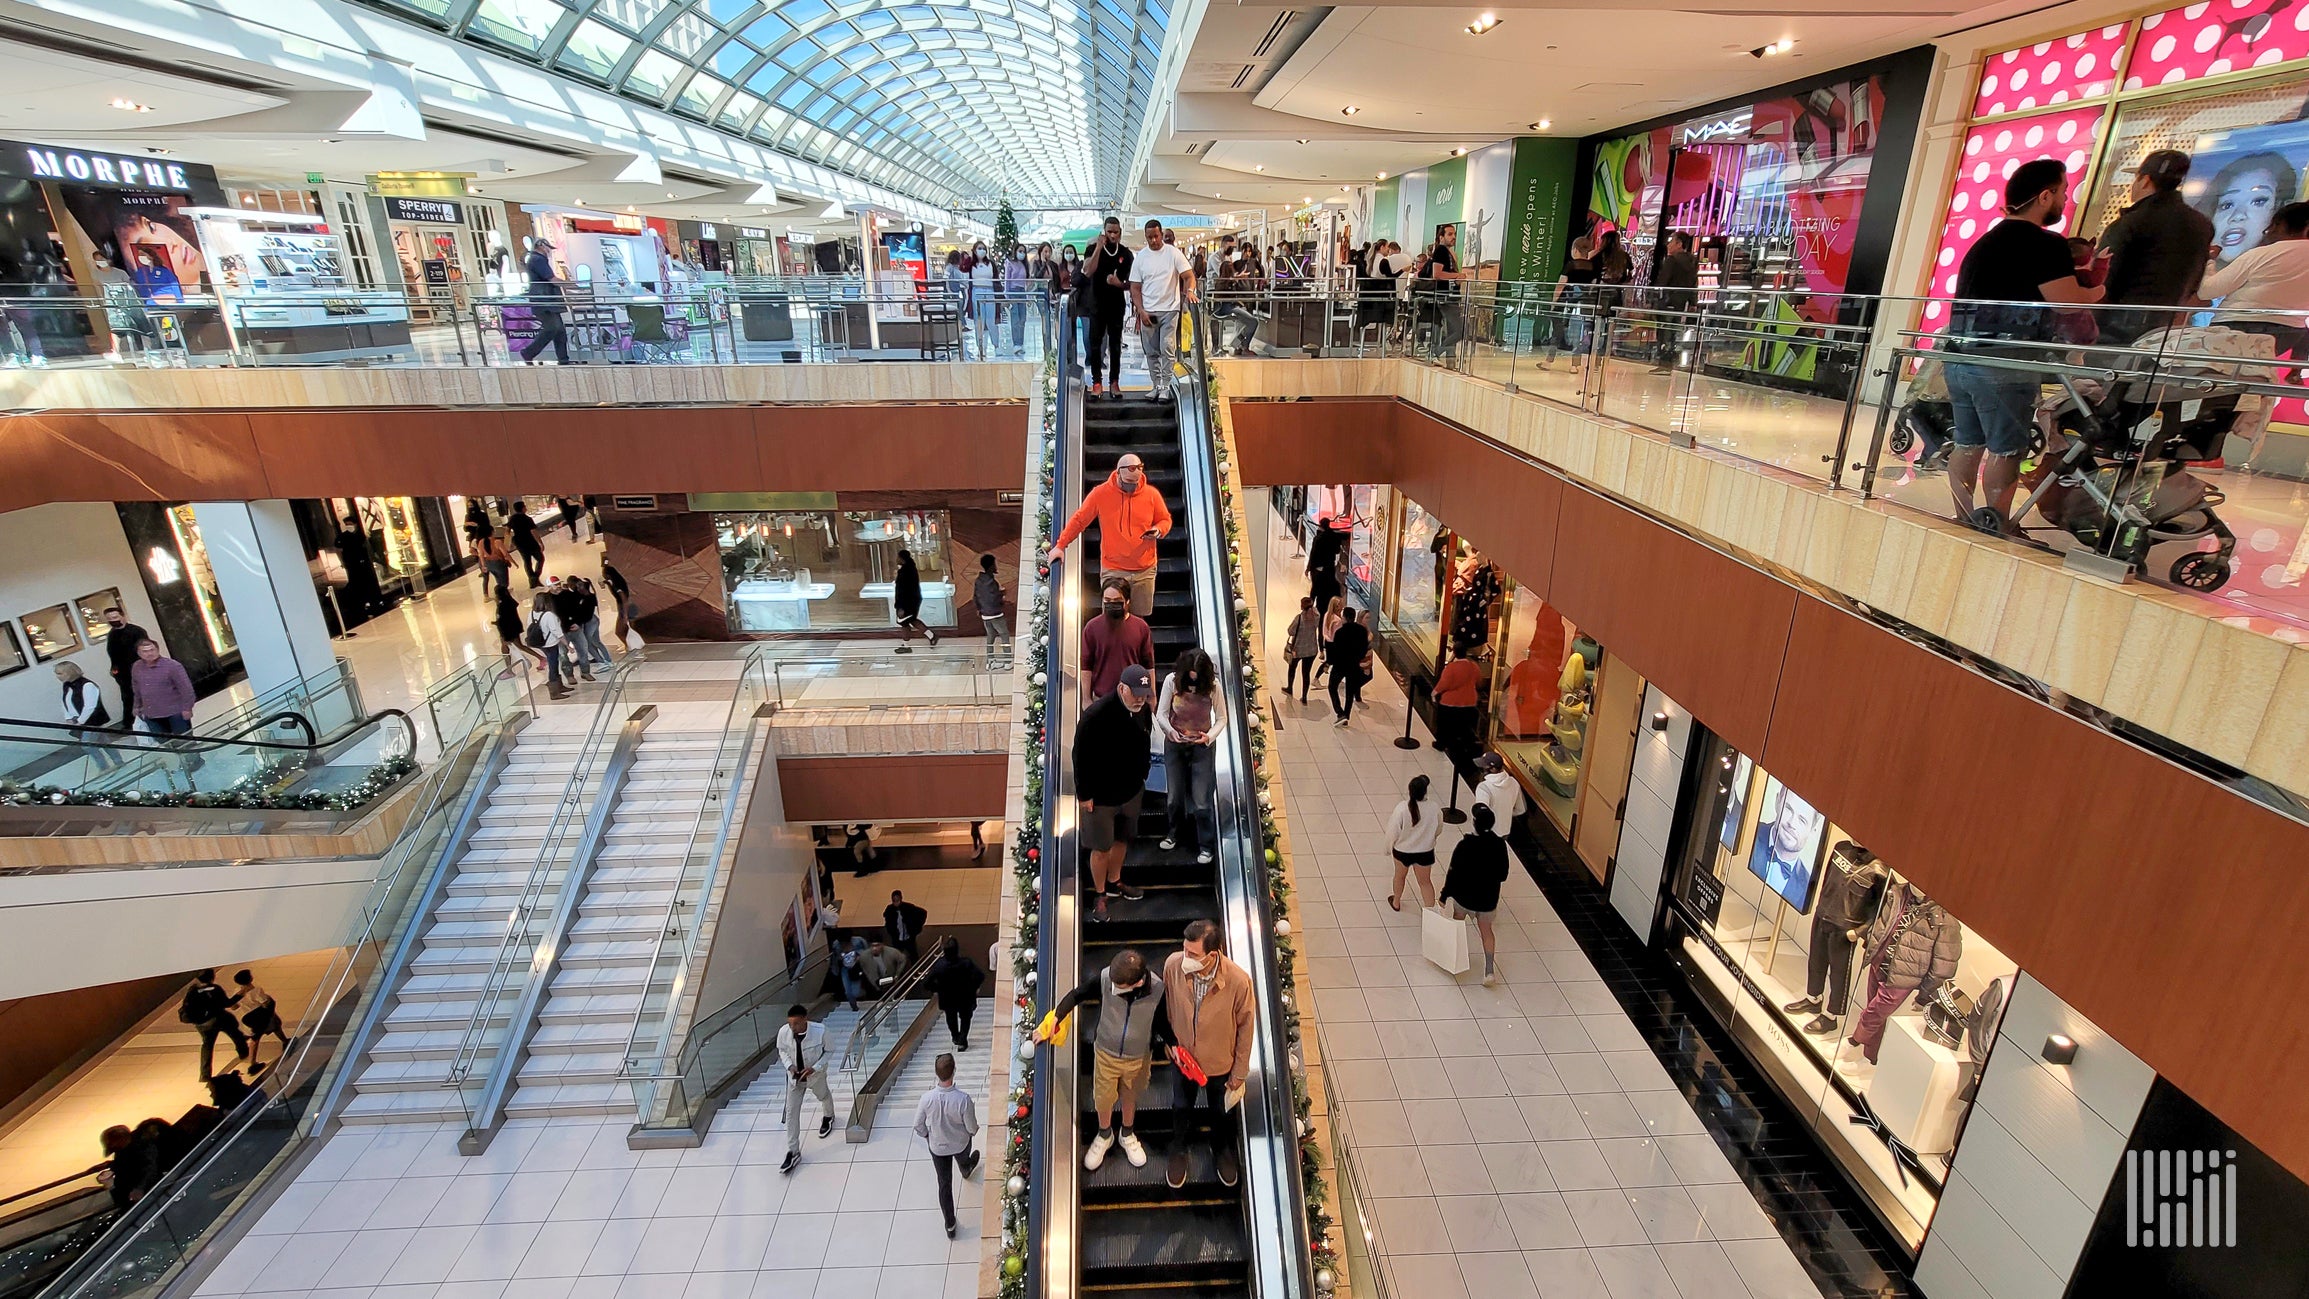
top-left (1651, 711), bottom-right (1671, 732)
top-left (1465, 13), bottom-right (1502, 35)
top-left (1452, 147), bottom-right (1467, 156)
top-left (110, 98), bottom-right (153, 113)
top-left (1375, 172), bottom-right (1387, 180)
top-left (1532, 119), bottom-right (1552, 130)
top-left (1752, 38), bottom-right (1795, 57)
top-left (1254, 165), bottom-right (1265, 172)
top-left (2042, 1034), bottom-right (2078, 1065)
top-left (1295, 138), bottom-right (1310, 144)
top-left (1342, 106), bottom-right (1360, 116)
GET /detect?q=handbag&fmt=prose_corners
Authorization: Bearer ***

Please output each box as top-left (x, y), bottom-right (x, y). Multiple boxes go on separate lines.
top-left (1173, 1046), bottom-right (1209, 1086)
top-left (623, 626), bottom-right (645, 651)
top-left (1421, 905), bottom-right (1471, 975)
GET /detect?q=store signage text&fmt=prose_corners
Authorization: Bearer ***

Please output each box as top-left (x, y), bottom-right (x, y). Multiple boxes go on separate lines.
top-left (1681, 112), bottom-right (1753, 145)
top-left (698, 223), bottom-right (719, 240)
top-left (146, 547), bottom-right (183, 586)
top-left (385, 197), bottom-right (464, 224)
top-left (24, 148), bottom-right (190, 191)
top-left (369, 171), bottom-right (470, 198)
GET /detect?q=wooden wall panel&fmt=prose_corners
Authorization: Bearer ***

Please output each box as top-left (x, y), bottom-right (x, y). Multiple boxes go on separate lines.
top-left (508, 407), bottom-right (761, 495)
top-left (1762, 596), bottom-right (2309, 1178)
top-left (246, 409), bottom-right (511, 499)
top-left (0, 412), bottom-right (266, 509)
top-left (774, 753), bottom-right (1009, 823)
top-left (1389, 406), bottom-right (1561, 605)
top-left (1226, 399), bottom-right (1397, 489)
top-left (751, 404), bottom-right (1026, 491)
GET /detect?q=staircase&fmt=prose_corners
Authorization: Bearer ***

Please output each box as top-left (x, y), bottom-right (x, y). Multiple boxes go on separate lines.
top-left (341, 713), bottom-right (601, 1124)
top-left (716, 998), bottom-right (998, 1138)
top-left (1075, 391), bottom-right (1252, 1299)
top-left (510, 703), bottom-right (733, 1119)
top-left (714, 1006), bottom-right (866, 1127)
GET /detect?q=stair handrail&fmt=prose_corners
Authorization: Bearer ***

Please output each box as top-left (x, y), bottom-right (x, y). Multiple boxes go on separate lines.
top-left (615, 644), bottom-right (773, 1120)
top-left (837, 948), bottom-right (943, 1071)
top-left (442, 654), bottom-right (650, 1095)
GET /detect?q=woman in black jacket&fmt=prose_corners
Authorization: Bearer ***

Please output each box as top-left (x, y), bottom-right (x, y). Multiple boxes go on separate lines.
top-left (893, 549), bottom-right (939, 652)
top-left (928, 935), bottom-right (986, 1051)
top-left (1440, 803), bottom-right (1511, 985)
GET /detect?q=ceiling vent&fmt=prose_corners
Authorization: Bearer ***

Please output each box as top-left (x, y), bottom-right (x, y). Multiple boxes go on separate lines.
top-left (1251, 11), bottom-right (1299, 58)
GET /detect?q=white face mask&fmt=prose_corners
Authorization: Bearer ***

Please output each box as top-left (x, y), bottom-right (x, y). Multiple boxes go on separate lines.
top-left (1179, 954), bottom-right (1207, 974)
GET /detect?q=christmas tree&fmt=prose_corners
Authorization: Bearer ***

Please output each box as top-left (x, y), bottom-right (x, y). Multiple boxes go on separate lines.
top-left (995, 200), bottom-right (1019, 259)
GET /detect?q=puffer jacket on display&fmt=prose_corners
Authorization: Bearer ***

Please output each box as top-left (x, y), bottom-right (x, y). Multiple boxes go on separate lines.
top-left (1865, 886), bottom-right (1962, 992)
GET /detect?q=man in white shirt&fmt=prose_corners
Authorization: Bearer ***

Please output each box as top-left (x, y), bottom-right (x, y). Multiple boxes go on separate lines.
top-left (1128, 219), bottom-right (1196, 400)
top-left (776, 1004), bottom-right (837, 1172)
top-left (1474, 752), bottom-right (1526, 838)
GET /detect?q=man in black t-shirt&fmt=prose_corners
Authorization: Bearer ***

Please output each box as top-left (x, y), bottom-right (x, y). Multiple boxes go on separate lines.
top-left (1078, 217), bottom-right (1135, 395)
top-left (1417, 223), bottom-right (1465, 360)
top-left (1944, 158), bottom-right (2104, 530)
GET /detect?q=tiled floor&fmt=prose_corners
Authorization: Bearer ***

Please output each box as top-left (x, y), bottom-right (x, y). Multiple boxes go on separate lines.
top-left (0, 948), bottom-right (340, 1204)
top-left (1259, 526), bottom-right (1902, 1299)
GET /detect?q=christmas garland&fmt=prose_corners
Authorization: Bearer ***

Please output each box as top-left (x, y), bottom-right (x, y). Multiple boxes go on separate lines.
top-left (0, 752), bottom-right (417, 812)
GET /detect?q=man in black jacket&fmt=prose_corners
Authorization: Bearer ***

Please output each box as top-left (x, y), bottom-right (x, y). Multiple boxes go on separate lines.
top-left (1072, 663), bottom-right (1153, 921)
top-left (2097, 148), bottom-right (2215, 344)
top-left (101, 607), bottom-right (147, 726)
top-left (884, 889), bottom-right (929, 961)
top-left (1651, 232), bottom-right (1701, 372)
top-left (181, 969), bottom-right (249, 1082)
top-left (547, 581), bottom-right (597, 683)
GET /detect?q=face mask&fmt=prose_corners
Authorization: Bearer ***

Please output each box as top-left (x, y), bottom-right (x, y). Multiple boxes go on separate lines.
top-left (1104, 602), bottom-right (1126, 620)
top-left (1179, 954), bottom-right (1207, 974)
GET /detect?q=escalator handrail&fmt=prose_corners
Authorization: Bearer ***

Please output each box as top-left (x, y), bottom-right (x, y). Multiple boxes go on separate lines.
top-left (838, 947), bottom-right (945, 1071)
top-left (1178, 301), bottom-right (1316, 1299)
top-left (1027, 297), bottom-right (1087, 1299)
top-left (0, 710), bottom-right (321, 753)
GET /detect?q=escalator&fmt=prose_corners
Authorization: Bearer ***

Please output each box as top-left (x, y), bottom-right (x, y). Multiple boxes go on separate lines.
top-left (1033, 315), bottom-right (1309, 1299)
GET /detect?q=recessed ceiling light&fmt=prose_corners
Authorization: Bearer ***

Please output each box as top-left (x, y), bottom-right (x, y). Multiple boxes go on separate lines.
top-left (1341, 106), bottom-right (1360, 116)
top-left (109, 97), bottom-right (152, 113)
top-left (1465, 13), bottom-right (1502, 35)
top-left (1339, 185), bottom-right (1350, 192)
top-left (1254, 165), bottom-right (1265, 172)
top-left (666, 191), bottom-right (676, 198)
top-left (1295, 138), bottom-right (1310, 144)
top-left (1376, 172), bottom-right (1388, 180)
top-left (1533, 119), bottom-right (1551, 130)
top-left (575, 198), bottom-right (586, 206)
top-left (1303, 196), bottom-right (1314, 204)
top-left (1452, 147), bottom-right (1467, 156)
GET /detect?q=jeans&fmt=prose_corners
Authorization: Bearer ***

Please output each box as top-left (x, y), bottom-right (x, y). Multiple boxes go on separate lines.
top-left (1171, 1068), bottom-right (1231, 1149)
top-left (931, 1147), bottom-right (977, 1230)
top-left (783, 1067), bottom-right (835, 1154)
top-left (1329, 667), bottom-right (1364, 720)
top-left (543, 642), bottom-right (568, 688)
top-left (516, 543), bottom-right (545, 588)
top-left (520, 307), bottom-right (570, 363)
top-left (1140, 309), bottom-right (1181, 396)
top-left (1163, 741), bottom-right (1217, 852)
top-left (145, 714), bottom-right (193, 737)
top-left (981, 613), bottom-right (1011, 646)
top-left (945, 1002), bottom-right (976, 1047)
top-left (973, 300), bottom-right (999, 352)
top-left (576, 617), bottom-right (613, 668)
top-left (483, 560), bottom-right (510, 599)
top-left (1087, 309), bottom-right (1124, 385)
top-left (1285, 655), bottom-right (1316, 697)
top-left (1009, 295), bottom-right (1027, 352)
top-left (1944, 360), bottom-right (2039, 458)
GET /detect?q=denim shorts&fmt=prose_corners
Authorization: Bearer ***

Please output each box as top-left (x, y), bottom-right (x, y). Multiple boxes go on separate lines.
top-left (1943, 361), bottom-right (2040, 458)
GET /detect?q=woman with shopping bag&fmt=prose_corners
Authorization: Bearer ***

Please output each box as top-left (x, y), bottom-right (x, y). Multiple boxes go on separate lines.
top-left (1439, 803), bottom-right (1511, 986)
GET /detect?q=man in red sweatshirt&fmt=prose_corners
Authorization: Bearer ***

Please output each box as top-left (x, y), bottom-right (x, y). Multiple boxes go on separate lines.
top-left (1047, 454), bottom-right (1172, 616)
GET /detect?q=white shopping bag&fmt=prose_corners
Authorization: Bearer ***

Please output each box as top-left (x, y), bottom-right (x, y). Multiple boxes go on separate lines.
top-left (1421, 906), bottom-right (1471, 975)
top-left (623, 626), bottom-right (646, 651)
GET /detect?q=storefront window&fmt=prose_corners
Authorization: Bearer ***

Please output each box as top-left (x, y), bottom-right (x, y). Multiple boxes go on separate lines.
top-left (717, 509), bottom-right (951, 633)
top-left (1668, 734), bottom-right (2017, 1247)
top-left (335, 497), bottom-right (431, 584)
top-left (1389, 499), bottom-right (1445, 665)
top-left (166, 505), bottom-right (236, 656)
top-left (1491, 588), bottom-right (1584, 833)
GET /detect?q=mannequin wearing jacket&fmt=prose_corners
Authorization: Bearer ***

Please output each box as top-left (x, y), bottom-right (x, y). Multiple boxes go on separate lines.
top-left (1786, 843), bottom-right (1886, 1034)
top-left (1847, 881), bottom-right (1961, 1065)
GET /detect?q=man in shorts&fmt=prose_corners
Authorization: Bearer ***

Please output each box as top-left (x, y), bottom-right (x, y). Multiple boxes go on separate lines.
top-left (1071, 663), bottom-right (1154, 921)
top-left (1944, 157), bottom-right (2104, 531)
top-left (1038, 949), bottom-right (1168, 1170)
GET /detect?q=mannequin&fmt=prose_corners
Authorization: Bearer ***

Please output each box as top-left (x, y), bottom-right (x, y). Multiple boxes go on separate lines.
top-left (1785, 842), bottom-right (1885, 1034)
top-left (1847, 881), bottom-right (1961, 1066)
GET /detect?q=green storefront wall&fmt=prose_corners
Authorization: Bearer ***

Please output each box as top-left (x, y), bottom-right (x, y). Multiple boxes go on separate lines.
top-left (1500, 136), bottom-right (1580, 286)
top-left (1371, 176), bottom-right (1401, 244)
top-left (1417, 154), bottom-right (1468, 246)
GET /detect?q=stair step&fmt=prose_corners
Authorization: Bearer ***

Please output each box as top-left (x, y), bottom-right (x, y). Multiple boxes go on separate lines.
top-left (503, 1082), bottom-right (634, 1119)
top-left (341, 1091), bottom-right (472, 1124)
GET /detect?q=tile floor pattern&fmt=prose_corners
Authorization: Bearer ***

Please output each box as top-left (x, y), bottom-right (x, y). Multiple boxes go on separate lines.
top-left (1258, 528), bottom-right (1897, 1299)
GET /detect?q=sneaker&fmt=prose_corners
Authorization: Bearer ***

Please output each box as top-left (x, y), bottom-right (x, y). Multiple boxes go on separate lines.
top-left (927, 630), bottom-right (940, 646)
top-left (1166, 1150), bottom-right (1189, 1189)
top-left (819, 1115), bottom-right (836, 1138)
top-left (1216, 1146), bottom-right (1240, 1187)
top-left (1117, 1132), bottom-right (1147, 1167)
top-left (1332, 716), bottom-right (1348, 728)
top-left (781, 1151), bottom-right (800, 1174)
top-left (1196, 849), bottom-right (1213, 865)
top-left (895, 644), bottom-right (914, 654)
top-left (946, 1220), bottom-right (958, 1239)
top-left (1482, 970), bottom-right (1499, 987)
top-left (1159, 836), bottom-right (1178, 851)
top-left (1084, 1130), bottom-right (1114, 1171)
top-left (1112, 882), bottom-right (1145, 901)
top-left (962, 1151), bottom-right (982, 1178)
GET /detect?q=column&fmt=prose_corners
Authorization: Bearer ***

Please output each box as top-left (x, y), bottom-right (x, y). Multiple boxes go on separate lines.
top-left (192, 500), bottom-right (337, 700)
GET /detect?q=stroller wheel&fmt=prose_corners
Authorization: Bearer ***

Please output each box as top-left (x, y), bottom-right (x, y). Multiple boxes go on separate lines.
top-left (1888, 422), bottom-right (1915, 456)
top-left (1967, 506), bottom-right (2010, 537)
top-left (2170, 553), bottom-right (2231, 592)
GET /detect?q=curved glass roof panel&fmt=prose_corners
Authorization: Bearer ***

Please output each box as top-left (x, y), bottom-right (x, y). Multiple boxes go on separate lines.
top-left (356, 0), bottom-right (1172, 208)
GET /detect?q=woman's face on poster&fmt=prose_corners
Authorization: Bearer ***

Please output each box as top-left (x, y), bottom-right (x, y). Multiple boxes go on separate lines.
top-left (2215, 169), bottom-right (2283, 261)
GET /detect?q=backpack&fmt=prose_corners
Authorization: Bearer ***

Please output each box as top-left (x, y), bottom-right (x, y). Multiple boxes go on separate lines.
top-left (524, 615), bottom-right (547, 649)
top-left (177, 986), bottom-right (206, 1024)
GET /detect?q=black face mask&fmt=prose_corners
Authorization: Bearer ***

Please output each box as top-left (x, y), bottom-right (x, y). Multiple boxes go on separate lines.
top-left (1104, 602), bottom-right (1126, 620)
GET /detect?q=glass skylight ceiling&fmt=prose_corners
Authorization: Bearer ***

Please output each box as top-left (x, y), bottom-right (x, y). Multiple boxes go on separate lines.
top-left (359, 0), bottom-right (1172, 209)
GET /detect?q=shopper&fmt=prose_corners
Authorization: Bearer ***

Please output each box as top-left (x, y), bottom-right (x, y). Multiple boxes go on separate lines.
top-left (602, 562), bottom-right (637, 644)
top-left (101, 608), bottom-right (147, 725)
top-left (519, 237), bottom-right (571, 365)
top-left (1080, 576), bottom-right (1157, 701)
top-left (929, 934), bottom-right (985, 1050)
top-left (1473, 751), bottom-right (1528, 840)
top-left (526, 592), bottom-right (572, 700)
top-left (913, 1052), bottom-right (982, 1238)
top-left (1049, 452), bottom-right (1172, 616)
top-left (548, 581), bottom-right (598, 683)
top-left (1041, 949), bottom-right (1168, 1170)
top-left (776, 1004), bottom-right (838, 1172)
top-left (970, 241), bottom-right (999, 358)
top-left (2202, 199), bottom-right (2309, 376)
top-left (1441, 804), bottom-right (1512, 985)
top-left (2097, 148), bottom-right (2215, 344)
top-left (1156, 647), bottom-right (1227, 866)
top-left (100, 1124), bottom-right (162, 1210)
top-left (56, 663), bottom-right (121, 771)
top-left (557, 495), bottom-right (590, 544)
top-left (477, 529), bottom-right (514, 600)
top-left (1282, 596), bottom-right (1322, 701)
top-left (885, 888), bottom-right (929, 961)
top-left (1004, 245), bottom-right (1033, 355)
top-left (508, 501), bottom-right (546, 588)
top-left (974, 553), bottom-right (1011, 650)
top-left (1945, 159), bottom-right (2103, 530)
top-left (335, 515), bottom-right (385, 621)
top-left (1385, 774), bottom-right (1441, 912)
top-left (1650, 231), bottom-right (1701, 371)
top-left (1161, 920), bottom-right (1255, 1190)
top-left (495, 588), bottom-right (546, 678)
top-left (892, 549), bottom-right (940, 651)
top-left (567, 576), bottom-right (613, 672)
top-left (1130, 219), bottom-right (1196, 400)
top-left (1325, 607), bottom-right (1371, 727)
top-left (179, 969), bottom-right (249, 1082)
top-left (839, 935), bottom-right (871, 1011)
top-left (1313, 594), bottom-right (1347, 687)
top-left (1431, 647), bottom-right (1483, 763)
top-left (1080, 217), bottom-right (1135, 394)
top-left (862, 938), bottom-right (907, 995)
top-left (1072, 663), bottom-right (1155, 922)
top-left (1305, 517), bottom-right (1347, 615)
top-left (229, 969), bottom-right (292, 1069)
top-left (130, 639), bottom-right (196, 739)
top-left (1553, 231), bottom-right (1600, 370)
top-left (1416, 223), bottom-right (1465, 359)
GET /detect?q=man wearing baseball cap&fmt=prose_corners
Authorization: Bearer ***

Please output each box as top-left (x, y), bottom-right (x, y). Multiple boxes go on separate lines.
top-left (520, 236), bottom-right (571, 364)
top-left (1071, 662), bottom-right (1155, 921)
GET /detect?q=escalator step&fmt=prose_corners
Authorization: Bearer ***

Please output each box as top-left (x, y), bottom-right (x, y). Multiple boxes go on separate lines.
top-left (1079, 1203), bottom-right (1249, 1281)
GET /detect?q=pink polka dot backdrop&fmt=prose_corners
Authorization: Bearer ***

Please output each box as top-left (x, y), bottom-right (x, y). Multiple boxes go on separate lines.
top-left (2125, 0), bottom-right (2309, 89)
top-left (1974, 25), bottom-right (2134, 116)
top-left (1916, 108), bottom-right (2106, 334)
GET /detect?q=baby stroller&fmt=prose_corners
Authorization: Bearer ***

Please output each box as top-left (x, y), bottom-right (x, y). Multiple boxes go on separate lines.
top-left (1888, 356), bottom-right (2044, 470)
top-left (1972, 326), bottom-right (2271, 591)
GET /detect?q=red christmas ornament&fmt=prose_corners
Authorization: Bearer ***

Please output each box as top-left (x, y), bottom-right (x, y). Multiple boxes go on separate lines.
top-left (1027, 846), bottom-right (1040, 861)
top-left (1015, 1103), bottom-right (1030, 1119)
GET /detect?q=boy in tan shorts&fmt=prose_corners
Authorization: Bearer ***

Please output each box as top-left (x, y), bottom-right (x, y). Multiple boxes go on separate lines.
top-left (1038, 948), bottom-right (1169, 1169)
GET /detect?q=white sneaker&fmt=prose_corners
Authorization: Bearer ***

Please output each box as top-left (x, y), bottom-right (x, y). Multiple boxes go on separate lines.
top-left (1158, 836), bottom-right (1178, 851)
top-left (1084, 1131), bottom-right (1114, 1171)
top-left (1196, 850), bottom-right (1214, 865)
top-left (1482, 970), bottom-right (1499, 987)
top-left (1117, 1132), bottom-right (1147, 1168)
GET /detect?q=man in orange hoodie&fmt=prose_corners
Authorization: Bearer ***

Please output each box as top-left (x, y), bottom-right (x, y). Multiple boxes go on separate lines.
top-left (1047, 453), bottom-right (1172, 616)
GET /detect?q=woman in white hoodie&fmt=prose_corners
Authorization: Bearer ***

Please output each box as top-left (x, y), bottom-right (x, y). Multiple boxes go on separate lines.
top-left (1384, 774), bottom-right (1440, 911)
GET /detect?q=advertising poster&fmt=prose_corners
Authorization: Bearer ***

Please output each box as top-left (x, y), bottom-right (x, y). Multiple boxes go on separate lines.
top-left (57, 188), bottom-right (207, 301)
top-left (1502, 136), bottom-right (1579, 285)
top-left (1745, 776), bottom-right (1825, 910)
top-left (881, 230), bottom-right (928, 286)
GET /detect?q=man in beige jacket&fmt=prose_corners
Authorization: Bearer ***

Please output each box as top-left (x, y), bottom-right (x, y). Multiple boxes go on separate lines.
top-left (1160, 919), bottom-right (1257, 1190)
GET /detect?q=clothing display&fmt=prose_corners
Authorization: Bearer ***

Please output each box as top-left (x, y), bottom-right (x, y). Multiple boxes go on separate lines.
top-left (1848, 883), bottom-right (1962, 1064)
top-left (1448, 560), bottom-right (1499, 655)
top-left (1802, 844), bottom-right (1886, 1017)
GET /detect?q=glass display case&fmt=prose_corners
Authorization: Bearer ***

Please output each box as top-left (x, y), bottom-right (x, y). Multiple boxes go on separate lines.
top-left (0, 622), bottom-right (23, 679)
top-left (716, 509), bottom-right (953, 633)
top-left (166, 505), bottom-right (236, 657)
top-left (19, 604), bottom-right (79, 662)
top-left (75, 588), bottom-right (125, 644)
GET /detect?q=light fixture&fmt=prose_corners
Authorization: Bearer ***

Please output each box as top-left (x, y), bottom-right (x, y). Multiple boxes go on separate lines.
top-left (1254, 165), bottom-right (1265, 172)
top-left (1651, 711), bottom-right (1671, 733)
top-left (626, 205), bottom-right (636, 213)
top-left (1532, 119), bottom-right (1552, 131)
top-left (666, 191), bottom-right (676, 199)
top-left (1752, 37), bottom-right (1796, 57)
top-left (1452, 147), bottom-right (1467, 156)
top-left (1342, 105), bottom-right (1360, 116)
top-left (1465, 12), bottom-right (1502, 35)
top-left (2042, 1034), bottom-right (2078, 1065)
top-left (110, 97), bottom-right (152, 113)
top-left (575, 198), bottom-right (586, 206)
top-left (1295, 138), bottom-right (1310, 144)
top-left (1376, 172), bottom-right (1388, 180)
